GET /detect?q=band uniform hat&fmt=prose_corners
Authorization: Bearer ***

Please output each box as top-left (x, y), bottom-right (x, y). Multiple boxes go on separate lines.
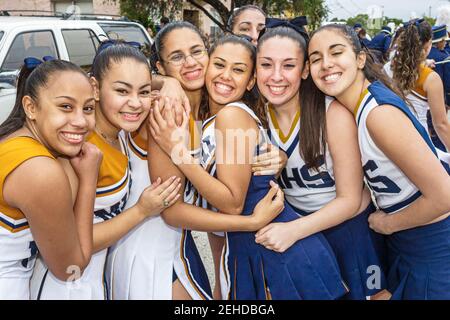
top-left (432, 25), bottom-right (449, 43)
top-left (381, 25), bottom-right (392, 34)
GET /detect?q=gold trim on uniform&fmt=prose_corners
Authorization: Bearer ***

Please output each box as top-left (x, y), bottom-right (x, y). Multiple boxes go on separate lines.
top-left (88, 132), bottom-right (129, 197)
top-left (0, 137), bottom-right (54, 232)
top-left (268, 105), bottom-right (300, 144)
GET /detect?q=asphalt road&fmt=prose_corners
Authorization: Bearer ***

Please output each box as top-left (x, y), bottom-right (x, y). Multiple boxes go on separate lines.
top-left (192, 231), bottom-right (216, 290)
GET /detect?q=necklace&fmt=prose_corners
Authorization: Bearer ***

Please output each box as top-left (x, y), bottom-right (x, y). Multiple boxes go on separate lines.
top-left (95, 125), bottom-right (119, 145)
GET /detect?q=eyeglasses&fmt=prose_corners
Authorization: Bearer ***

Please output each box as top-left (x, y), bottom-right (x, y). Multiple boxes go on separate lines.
top-left (165, 49), bottom-right (207, 66)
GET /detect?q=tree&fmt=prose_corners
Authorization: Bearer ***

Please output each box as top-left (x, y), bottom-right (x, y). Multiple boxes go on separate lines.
top-left (346, 14), bottom-right (369, 30)
top-left (423, 16), bottom-right (436, 27)
top-left (118, 0), bottom-right (329, 31)
top-left (118, 0), bottom-right (182, 28)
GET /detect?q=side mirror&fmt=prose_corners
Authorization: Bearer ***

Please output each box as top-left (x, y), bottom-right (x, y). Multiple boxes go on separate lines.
top-left (0, 70), bottom-right (18, 91)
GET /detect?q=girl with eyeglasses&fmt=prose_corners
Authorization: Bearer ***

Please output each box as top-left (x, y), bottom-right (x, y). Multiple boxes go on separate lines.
top-left (146, 22), bottom-right (287, 300)
top-left (149, 34), bottom-right (350, 300)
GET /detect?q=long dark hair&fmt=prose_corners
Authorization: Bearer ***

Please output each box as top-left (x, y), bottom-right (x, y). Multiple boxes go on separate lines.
top-left (302, 24), bottom-right (404, 169)
top-left (0, 60), bottom-right (87, 139)
top-left (208, 34), bottom-right (263, 123)
top-left (392, 19), bottom-right (432, 94)
top-left (150, 21), bottom-right (210, 120)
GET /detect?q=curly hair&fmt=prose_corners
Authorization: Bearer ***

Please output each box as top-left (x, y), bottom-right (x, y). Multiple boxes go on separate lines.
top-left (391, 20), bottom-right (432, 94)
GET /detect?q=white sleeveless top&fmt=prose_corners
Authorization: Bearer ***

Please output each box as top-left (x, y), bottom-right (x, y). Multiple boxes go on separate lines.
top-left (268, 97), bottom-right (336, 213)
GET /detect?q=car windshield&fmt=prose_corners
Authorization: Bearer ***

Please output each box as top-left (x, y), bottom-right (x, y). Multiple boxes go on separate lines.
top-left (98, 23), bottom-right (150, 46)
top-left (0, 31), bottom-right (3, 42)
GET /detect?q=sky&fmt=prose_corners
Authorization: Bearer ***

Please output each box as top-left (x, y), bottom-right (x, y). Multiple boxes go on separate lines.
top-left (325, 0), bottom-right (450, 21)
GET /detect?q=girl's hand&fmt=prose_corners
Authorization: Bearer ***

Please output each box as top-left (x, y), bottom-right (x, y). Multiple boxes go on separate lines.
top-left (425, 59), bottom-right (436, 69)
top-left (148, 97), bottom-right (190, 157)
top-left (135, 176), bottom-right (182, 218)
top-left (70, 142), bottom-right (103, 184)
top-left (251, 180), bottom-right (285, 229)
top-left (255, 222), bottom-right (298, 253)
top-left (252, 144), bottom-right (287, 176)
top-left (159, 77), bottom-right (188, 104)
top-left (368, 210), bottom-right (394, 235)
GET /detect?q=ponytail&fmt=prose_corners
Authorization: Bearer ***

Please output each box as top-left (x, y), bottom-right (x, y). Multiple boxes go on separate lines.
top-left (391, 19), bottom-right (432, 94)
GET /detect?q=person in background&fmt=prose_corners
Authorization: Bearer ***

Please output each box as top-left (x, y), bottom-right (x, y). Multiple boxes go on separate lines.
top-left (156, 16), bottom-right (170, 34)
top-left (353, 23), bottom-right (362, 34)
top-left (368, 26), bottom-right (392, 63)
top-left (386, 19), bottom-right (450, 153)
top-left (358, 28), bottom-right (371, 47)
top-left (228, 5), bottom-right (266, 45)
top-left (427, 24), bottom-right (450, 151)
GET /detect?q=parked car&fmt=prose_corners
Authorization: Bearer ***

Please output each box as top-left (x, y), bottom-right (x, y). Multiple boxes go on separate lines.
top-left (0, 15), bottom-right (153, 124)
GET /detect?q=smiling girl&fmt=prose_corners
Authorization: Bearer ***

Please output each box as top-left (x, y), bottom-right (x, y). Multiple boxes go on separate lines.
top-left (0, 59), bottom-right (101, 299)
top-left (150, 34), bottom-right (348, 300)
top-left (30, 44), bottom-right (180, 300)
top-left (308, 24), bottom-right (450, 300)
top-left (253, 26), bottom-right (388, 300)
top-left (105, 24), bottom-right (211, 300)
top-left (145, 22), bottom-right (285, 300)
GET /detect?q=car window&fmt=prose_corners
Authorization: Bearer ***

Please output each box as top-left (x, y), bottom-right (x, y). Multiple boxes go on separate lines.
top-left (0, 31), bottom-right (4, 42)
top-left (62, 29), bottom-right (100, 72)
top-left (1, 30), bottom-right (58, 72)
top-left (98, 23), bottom-right (150, 46)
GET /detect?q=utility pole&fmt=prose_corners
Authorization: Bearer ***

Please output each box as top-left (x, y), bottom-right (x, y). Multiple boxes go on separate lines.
top-left (429, 5), bottom-right (432, 18)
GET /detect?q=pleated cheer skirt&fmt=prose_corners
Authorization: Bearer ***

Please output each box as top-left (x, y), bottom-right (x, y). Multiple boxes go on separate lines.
top-left (220, 175), bottom-right (347, 300)
top-left (387, 216), bottom-right (450, 300)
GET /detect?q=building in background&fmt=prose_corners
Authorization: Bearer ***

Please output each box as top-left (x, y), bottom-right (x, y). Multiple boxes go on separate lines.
top-left (0, 0), bottom-right (233, 36)
top-left (178, 0), bottom-right (231, 38)
top-left (0, 0), bottom-right (120, 16)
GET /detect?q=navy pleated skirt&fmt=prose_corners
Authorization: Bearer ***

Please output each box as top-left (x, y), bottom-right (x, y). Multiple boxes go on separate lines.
top-left (321, 203), bottom-right (388, 299)
top-left (387, 216), bottom-right (450, 300)
top-left (221, 176), bottom-right (348, 300)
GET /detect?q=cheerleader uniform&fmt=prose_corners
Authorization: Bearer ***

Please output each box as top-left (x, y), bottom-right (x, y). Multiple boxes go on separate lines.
top-left (355, 80), bottom-right (450, 300)
top-left (31, 132), bottom-right (130, 300)
top-left (172, 115), bottom-right (213, 300)
top-left (267, 97), bottom-right (388, 300)
top-left (201, 102), bottom-right (347, 300)
top-left (0, 137), bottom-right (53, 299)
top-left (105, 131), bottom-right (180, 299)
top-left (384, 63), bottom-right (447, 151)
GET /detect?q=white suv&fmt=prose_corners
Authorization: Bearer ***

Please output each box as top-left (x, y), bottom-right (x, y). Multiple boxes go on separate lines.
top-left (0, 16), bottom-right (153, 123)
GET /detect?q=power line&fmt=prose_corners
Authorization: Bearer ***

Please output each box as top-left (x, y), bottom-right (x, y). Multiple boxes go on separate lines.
top-left (349, 0), bottom-right (364, 11)
top-left (332, 0), bottom-right (356, 16)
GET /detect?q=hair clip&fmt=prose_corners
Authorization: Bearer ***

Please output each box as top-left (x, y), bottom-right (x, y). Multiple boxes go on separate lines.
top-left (258, 17), bottom-right (309, 42)
top-left (24, 56), bottom-right (55, 70)
top-left (404, 18), bottom-right (424, 28)
top-left (98, 39), bottom-right (142, 53)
